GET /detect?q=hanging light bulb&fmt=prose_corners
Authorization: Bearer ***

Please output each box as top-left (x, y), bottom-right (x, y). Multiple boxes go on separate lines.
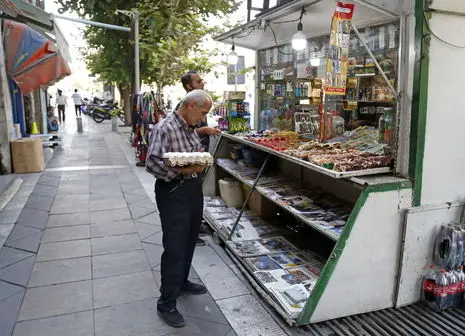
top-left (292, 22), bottom-right (306, 51)
top-left (310, 53), bottom-right (320, 67)
top-left (292, 8), bottom-right (307, 51)
top-left (228, 44), bottom-right (238, 65)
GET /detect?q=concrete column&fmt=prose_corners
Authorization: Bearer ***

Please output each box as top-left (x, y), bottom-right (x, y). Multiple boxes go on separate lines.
top-left (0, 24), bottom-right (14, 173)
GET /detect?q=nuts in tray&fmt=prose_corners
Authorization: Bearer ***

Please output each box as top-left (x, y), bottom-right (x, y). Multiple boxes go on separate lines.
top-left (163, 152), bottom-right (214, 167)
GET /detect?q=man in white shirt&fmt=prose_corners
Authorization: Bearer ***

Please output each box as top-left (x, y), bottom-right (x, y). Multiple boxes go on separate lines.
top-left (71, 89), bottom-right (83, 117)
top-left (56, 90), bottom-right (67, 123)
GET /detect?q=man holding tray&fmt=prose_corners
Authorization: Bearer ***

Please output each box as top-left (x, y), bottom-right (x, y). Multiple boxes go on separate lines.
top-left (146, 89), bottom-right (213, 328)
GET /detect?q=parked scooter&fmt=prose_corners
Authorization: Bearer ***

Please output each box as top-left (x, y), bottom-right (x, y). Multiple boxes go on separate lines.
top-left (92, 102), bottom-right (124, 123)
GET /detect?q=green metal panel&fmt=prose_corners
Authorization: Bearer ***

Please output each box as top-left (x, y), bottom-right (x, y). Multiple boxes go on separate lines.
top-left (409, 0), bottom-right (429, 206)
top-left (298, 181), bottom-right (411, 324)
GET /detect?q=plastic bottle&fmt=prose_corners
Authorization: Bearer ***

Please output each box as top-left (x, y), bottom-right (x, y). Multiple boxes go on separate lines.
top-left (422, 265), bottom-right (437, 307)
top-left (434, 269), bottom-right (449, 311)
top-left (455, 227), bottom-right (464, 268)
top-left (447, 270), bottom-right (459, 308)
top-left (454, 266), bottom-right (465, 307)
top-left (447, 226), bottom-right (458, 270)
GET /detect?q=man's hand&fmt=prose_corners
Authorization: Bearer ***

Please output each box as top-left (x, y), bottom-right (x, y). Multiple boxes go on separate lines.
top-left (178, 164), bottom-right (207, 175)
top-left (196, 127), bottom-right (221, 136)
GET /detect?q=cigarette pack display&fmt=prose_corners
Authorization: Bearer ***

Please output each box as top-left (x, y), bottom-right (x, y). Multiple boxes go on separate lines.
top-left (260, 236), bottom-right (298, 254)
top-left (270, 284), bottom-right (311, 318)
top-left (245, 255), bottom-right (282, 271)
top-left (163, 152), bottom-right (214, 166)
top-left (270, 251), bottom-right (309, 269)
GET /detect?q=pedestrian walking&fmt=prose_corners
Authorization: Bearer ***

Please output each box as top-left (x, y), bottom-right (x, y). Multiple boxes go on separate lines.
top-left (146, 90), bottom-right (212, 328)
top-left (56, 90), bottom-right (67, 123)
top-left (71, 89), bottom-right (83, 117)
top-left (176, 70), bottom-right (220, 246)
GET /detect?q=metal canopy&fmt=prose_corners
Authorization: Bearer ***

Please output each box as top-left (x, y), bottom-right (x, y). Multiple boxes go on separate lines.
top-left (0, 0), bottom-right (52, 29)
top-left (214, 0), bottom-right (399, 50)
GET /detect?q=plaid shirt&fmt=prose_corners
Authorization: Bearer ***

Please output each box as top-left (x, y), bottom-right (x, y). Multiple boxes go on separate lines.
top-left (146, 111), bottom-right (202, 182)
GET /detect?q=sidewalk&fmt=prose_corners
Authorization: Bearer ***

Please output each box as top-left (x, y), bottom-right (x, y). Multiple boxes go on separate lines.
top-left (0, 117), bottom-right (293, 336)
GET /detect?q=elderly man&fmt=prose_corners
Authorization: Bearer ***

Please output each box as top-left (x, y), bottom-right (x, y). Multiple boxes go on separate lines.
top-left (146, 90), bottom-right (212, 328)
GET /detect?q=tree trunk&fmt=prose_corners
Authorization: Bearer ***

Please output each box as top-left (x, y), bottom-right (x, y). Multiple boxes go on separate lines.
top-left (118, 83), bottom-right (132, 126)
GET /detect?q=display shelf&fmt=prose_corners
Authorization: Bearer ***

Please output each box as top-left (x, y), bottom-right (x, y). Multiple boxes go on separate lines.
top-left (221, 133), bottom-right (392, 180)
top-left (216, 158), bottom-right (341, 241)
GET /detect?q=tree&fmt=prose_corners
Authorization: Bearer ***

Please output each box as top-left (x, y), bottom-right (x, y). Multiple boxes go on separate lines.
top-left (57, 0), bottom-right (239, 121)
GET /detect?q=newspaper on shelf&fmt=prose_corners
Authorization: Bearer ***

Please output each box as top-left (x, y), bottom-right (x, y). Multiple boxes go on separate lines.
top-left (245, 255), bottom-right (282, 271)
top-left (269, 251), bottom-right (310, 269)
top-left (270, 284), bottom-right (311, 318)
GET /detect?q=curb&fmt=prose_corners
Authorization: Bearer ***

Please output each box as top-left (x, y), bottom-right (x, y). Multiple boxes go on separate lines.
top-left (0, 177), bottom-right (23, 211)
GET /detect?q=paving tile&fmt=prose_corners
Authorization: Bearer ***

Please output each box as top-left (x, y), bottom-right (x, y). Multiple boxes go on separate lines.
top-left (25, 194), bottom-right (54, 211)
top-left (178, 291), bottom-right (230, 326)
top-left (0, 208), bottom-right (22, 224)
top-left (90, 208), bottom-right (132, 223)
top-left (90, 198), bottom-right (127, 212)
top-left (5, 224), bottom-right (42, 244)
top-left (91, 233), bottom-right (142, 255)
top-left (0, 280), bottom-right (23, 301)
top-left (136, 222), bottom-right (161, 240)
top-left (177, 317), bottom-right (232, 336)
top-left (0, 246), bottom-right (34, 268)
top-left (142, 230), bottom-right (163, 246)
top-left (13, 310), bottom-right (94, 336)
top-left (37, 240), bottom-right (91, 261)
top-left (0, 224), bottom-right (14, 247)
top-left (93, 271), bottom-right (159, 308)
top-left (124, 192), bottom-right (149, 205)
top-left (42, 225), bottom-right (90, 243)
top-left (31, 184), bottom-right (57, 198)
top-left (142, 242), bottom-right (164, 268)
top-left (0, 256), bottom-right (35, 287)
top-left (94, 298), bottom-right (176, 336)
top-left (136, 212), bottom-right (162, 225)
top-left (131, 198), bottom-right (157, 210)
top-left (0, 290), bottom-right (24, 336)
top-left (92, 250), bottom-right (151, 278)
top-left (47, 212), bottom-right (90, 227)
top-left (38, 176), bottom-right (60, 187)
top-left (50, 203), bottom-right (90, 214)
top-left (217, 294), bottom-right (287, 336)
top-left (18, 280), bottom-right (93, 321)
top-left (129, 205), bottom-right (156, 220)
top-left (91, 220), bottom-right (136, 238)
top-left (16, 207), bottom-right (49, 229)
top-left (4, 196), bottom-right (28, 210)
top-left (5, 231), bottom-right (43, 253)
top-left (29, 257), bottom-right (91, 287)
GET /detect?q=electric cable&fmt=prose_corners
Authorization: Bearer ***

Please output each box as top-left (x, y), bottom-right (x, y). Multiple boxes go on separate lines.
top-left (424, 11), bottom-right (465, 49)
top-left (268, 24), bottom-right (299, 56)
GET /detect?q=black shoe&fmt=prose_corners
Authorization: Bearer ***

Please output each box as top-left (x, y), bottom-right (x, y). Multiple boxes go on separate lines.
top-left (182, 280), bottom-right (207, 295)
top-left (157, 307), bottom-right (185, 328)
top-left (196, 237), bottom-right (206, 246)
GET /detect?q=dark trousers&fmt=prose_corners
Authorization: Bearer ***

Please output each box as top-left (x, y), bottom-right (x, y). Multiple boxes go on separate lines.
top-left (57, 105), bottom-right (65, 122)
top-left (155, 177), bottom-right (203, 310)
top-left (75, 105), bottom-right (81, 116)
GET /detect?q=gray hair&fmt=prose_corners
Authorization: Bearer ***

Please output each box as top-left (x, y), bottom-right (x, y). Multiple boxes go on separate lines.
top-left (180, 89), bottom-right (212, 108)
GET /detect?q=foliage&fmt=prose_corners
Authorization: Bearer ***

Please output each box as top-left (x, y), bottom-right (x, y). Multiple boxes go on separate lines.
top-left (57, 0), bottom-right (239, 91)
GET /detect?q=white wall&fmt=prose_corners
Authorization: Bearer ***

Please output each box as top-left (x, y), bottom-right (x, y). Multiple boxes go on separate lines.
top-left (421, 12), bottom-right (465, 204)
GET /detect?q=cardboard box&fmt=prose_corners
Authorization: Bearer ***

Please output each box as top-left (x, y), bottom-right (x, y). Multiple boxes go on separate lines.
top-left (10, 138), bottom-right (45, 174)
top-left (224, 91), bottom-right (246, 101)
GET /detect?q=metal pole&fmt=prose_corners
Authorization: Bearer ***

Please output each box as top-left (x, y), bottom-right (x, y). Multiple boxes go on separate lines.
top-left (228, 154), bottom-right (270, 240)
top-left (53, 14), bottom-right (131, 32)
top-left (134, 11), bottom-right (140, 94)
top-left (350, 22), bottom-right (397, 99)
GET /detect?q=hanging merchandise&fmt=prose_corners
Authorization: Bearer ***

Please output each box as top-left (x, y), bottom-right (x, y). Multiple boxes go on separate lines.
top-left (324, 2), bottom-right (355, 95)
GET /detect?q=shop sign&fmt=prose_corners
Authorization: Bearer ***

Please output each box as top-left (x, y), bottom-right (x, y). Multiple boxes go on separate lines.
top-left (324, 2), bottom-right (355, 95)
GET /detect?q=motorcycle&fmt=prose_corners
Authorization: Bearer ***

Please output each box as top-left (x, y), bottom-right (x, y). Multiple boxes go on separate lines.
top-left (92, 102), bottom-right (125, 123)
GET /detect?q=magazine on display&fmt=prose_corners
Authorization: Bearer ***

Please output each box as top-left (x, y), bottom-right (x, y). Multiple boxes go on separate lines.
top-left (254, 269), bottom-right (303, 289)
top-left (261, 236), bottom-right (298, 254)
top-left (270, 284), bottom-right (311, 318)
top-left (245, 255), bottom-right (282, 271)
top-left (227, 239), bottom-right (270, 257)
top-left (270, 251), bottom-right (309, 269)
top-left (286, 266), bottom-right (319, 286)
